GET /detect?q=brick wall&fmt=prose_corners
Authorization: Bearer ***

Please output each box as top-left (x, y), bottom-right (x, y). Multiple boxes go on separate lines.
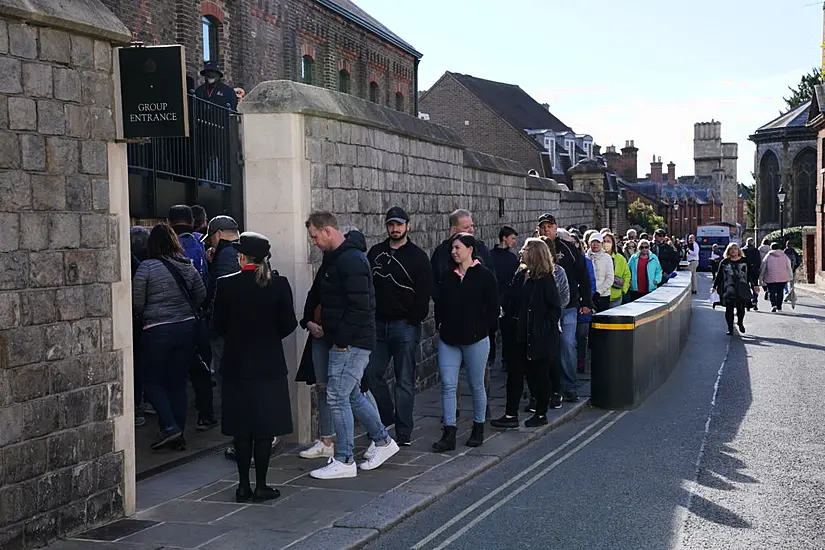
top-left (0, 8), bottom-right (131, 549)
top-left (99, 0), bottom-right (418, 114)
top-left (302, 115), bottom-right (593, 390)
top-left (419, 74), bottom-right (545, 177)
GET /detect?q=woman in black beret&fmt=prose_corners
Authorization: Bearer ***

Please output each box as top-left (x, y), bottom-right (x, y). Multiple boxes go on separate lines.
top-left (212, 232), bottom-right (298, 502)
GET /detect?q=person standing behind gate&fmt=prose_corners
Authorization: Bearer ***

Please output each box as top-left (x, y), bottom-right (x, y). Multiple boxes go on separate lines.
top-left (195, 61), bottom-right (238, 111)
top-left (685, 234), bottom-right (700, 294)
top-left (212, 232), bottom-right (297, 503)
top-left (305, 212), bottom-right (399, 479)
top-left (364, 207), bottom-right (432, 446)
top-left (132, 225), bottom-right (205, 450)
top-left (537, 214), bottom-right (592, 403)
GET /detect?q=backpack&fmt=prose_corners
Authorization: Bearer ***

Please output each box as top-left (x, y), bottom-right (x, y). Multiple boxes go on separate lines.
top-left (178, 232), bottom-right (209, 283)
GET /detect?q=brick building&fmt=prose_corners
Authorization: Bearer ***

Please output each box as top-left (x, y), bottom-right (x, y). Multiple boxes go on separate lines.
top-left (419, 72), bottom-right (597, 182)
top-left (99, 0), bottom-right (422, 114)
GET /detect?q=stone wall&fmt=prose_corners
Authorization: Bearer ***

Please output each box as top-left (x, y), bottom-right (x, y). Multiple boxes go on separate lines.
top-left (0, 2), bottom-right (133, 548)
top-left (239, 81), bottom-right (595, 442)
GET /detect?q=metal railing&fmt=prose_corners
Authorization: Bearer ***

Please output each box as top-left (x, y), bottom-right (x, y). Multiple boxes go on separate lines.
top-left (127, 94), bottom-right (243, 220)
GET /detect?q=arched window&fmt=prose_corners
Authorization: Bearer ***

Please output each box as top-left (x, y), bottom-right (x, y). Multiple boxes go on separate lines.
top-left (202, 16), bottom-right (219, 62)
top-left (395, 92), bottom-right (404, 111)
top-left (369, 81), bottom-right (379, 103)
top-left (338, 70), bottom-right (350, 94)
top-left (793, 148), bottom-right (816, 224)
top-left (759, 150), bottom-right (780, 224)
top-left (301, 55), bottom-right (314, 85)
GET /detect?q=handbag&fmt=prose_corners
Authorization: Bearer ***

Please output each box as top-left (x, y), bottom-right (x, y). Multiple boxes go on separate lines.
top-left (160, 259), bottom-right (212, 373)
top-left (612, 275), bottom-right (625, 289)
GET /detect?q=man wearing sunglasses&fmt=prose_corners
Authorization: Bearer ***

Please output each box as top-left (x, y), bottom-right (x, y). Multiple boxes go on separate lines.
top-left (627, 239), bottom-right (664, 302)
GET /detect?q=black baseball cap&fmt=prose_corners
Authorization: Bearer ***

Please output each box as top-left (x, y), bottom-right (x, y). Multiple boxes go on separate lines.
top-left (537, 213), bottom-right (556, 225)
top-left (654, 229), bottom-right (667, 236)
top-left (231, 231), bottom-right (270, 260)
top-left (385, 207), bottom-right (409, 224)
top-left (201, 215), bottom-right (239, 242)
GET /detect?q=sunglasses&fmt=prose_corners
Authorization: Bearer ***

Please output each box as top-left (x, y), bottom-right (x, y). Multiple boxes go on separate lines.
top-left (639, 245), bottom-right (650, 249)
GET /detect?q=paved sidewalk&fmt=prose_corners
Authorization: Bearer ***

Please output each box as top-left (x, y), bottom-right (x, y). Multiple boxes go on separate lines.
top-left (50, 368), bottom-right (590, 550)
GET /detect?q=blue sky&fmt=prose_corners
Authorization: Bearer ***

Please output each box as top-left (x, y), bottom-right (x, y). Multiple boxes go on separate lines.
top-left (356, 0), bottom-right (823, 185)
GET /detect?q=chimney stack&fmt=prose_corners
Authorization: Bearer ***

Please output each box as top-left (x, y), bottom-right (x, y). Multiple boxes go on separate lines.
top-left (650, 155), bottom-right (663, 183)
top-left (667, 161), bottom-right (676, 185)
top-left (620, 140), bottom-right (638, 182)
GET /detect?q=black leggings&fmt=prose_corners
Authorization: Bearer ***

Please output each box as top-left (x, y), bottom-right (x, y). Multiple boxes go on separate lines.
top-left (234, 437), bottom-right (273, 489)
top-left (504, 343), bottom-right (560, 416)
top-left (725, 302), bottom-right (745, 329)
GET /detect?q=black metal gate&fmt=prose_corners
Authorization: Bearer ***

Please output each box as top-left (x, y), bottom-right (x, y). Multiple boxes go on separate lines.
top-left (127, 94), bottom-right (243, 225)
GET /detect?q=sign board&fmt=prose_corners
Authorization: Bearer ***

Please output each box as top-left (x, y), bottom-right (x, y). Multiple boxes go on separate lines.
top-left (696, 225), bottom-right (731, 238)
top-left (116, 45), bottom-right (189, 139)
top-left (604, 190), bottom-right (619, 209)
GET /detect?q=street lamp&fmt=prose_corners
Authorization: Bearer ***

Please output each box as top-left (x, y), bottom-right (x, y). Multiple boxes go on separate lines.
top-left (777, 185), bottom-right (786, 240)
top-left (673, 203), bottom-right (679, 238)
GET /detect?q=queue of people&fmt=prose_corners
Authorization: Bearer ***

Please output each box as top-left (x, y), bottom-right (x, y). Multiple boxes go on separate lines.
top-left (132, 205), bottom-right (695, 501)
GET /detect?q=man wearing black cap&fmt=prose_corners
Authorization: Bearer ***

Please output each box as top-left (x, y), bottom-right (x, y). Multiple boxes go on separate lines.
top-left (652, 229), bottom-right (679, 281)
top-left (195, 61), bottom-right (238, 111)
top-left (537, 213), bottom-right (592, 402)
top-left (364, 207), bottom-right (432, 445)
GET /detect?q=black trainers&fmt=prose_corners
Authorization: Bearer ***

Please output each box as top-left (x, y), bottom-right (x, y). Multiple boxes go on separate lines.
top-left (550, 393), bottom-right (563, 409)
top-left (396, 434), bottom-right (412, 446)
top-left (235, 485), bottom-right (253, 503)
top-left (524, 414), bottom-right (548, 427)
top-left (737, 322), bottom-right (746, 333)
top-left (196, 417), bottom-right (219, 431)
top-left (224, 445), bottom-right (236, 460)
top-left (490, 414), bottom-right (519, 429)
top-left (253, 486), bottom-right (281, 503)
top-left (524, 398), bottom-right (537, 413)
top-left (562, 391), bottom-right (579, 403)
top-left (150, 427), bottom-right (182, 450)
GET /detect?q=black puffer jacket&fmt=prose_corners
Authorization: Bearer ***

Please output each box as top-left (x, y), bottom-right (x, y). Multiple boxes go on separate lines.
top-left (435, 263), bottom-right (498, 347)
top-left (318, 231), bottom-right (376, 351)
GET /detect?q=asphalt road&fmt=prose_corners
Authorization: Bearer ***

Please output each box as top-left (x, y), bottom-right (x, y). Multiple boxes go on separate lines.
top-left (364, 274), bottom-right (825, 550)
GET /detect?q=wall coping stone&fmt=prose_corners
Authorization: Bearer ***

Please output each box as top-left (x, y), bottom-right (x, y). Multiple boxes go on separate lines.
top-left (463, 149), bottom-right (525, 176)
top-left (560, 190), bottom-right (596, 203)
top-left (525, 175), bottom-right (562, 191)
top-left (0, 0), bottom-right (131, 44)
top-left (241, 80), bottom-right (464, 148)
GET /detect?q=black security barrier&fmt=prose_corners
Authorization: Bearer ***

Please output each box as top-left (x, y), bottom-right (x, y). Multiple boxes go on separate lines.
top-left (590, 272), bottom-right (692, 409)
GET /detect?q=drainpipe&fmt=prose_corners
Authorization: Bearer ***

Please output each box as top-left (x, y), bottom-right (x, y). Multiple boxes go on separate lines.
top-left (414, 57), bottom-right (420, 116)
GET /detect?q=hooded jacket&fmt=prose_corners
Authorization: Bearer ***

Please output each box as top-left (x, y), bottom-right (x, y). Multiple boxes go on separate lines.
top-left (586, 249), bottom-right (614, 298)
top-left (132, 256), bottom-right (206, 328)
top-left (316, 230), bottom-right (376, 351)
top-left (759, 250), bottom-right (793, 285)
top-left (628, 252), bottom-right (664, 293)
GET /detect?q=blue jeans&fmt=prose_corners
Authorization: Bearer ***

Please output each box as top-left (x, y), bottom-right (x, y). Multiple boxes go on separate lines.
top-left (438, 337), bottom-right (489, 426)
top-left (311, 338), bottom-right (334, 438)
top-left (559, 308), bottom-right (578, 394)
top-left (364, 320), bottom-right (421, 439)
top-left (327, 347), bottom-right (389, 462)
top-left (141, 320), bottom-right (196, 432)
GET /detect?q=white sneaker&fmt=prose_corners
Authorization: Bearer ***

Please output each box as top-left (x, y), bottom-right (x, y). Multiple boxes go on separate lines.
top-left (363, 441), bottom-right (377, 460)
top-left (359, 438), bottom-right (399, 471)
top-left (299, 440), bottom-right (334, 459)
top-left (310, 457), bottom-right (357, 479)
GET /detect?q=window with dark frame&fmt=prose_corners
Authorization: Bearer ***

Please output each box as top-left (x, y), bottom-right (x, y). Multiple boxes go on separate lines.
top-left (338, 70), bottom-right (351, 94)
top-left (369, 81), bottom-right (379, 103)
top-left (202, 16), bottom-right (219, 63)
top-left (301, 55), bottom-right (315, 85)
top-left (395, 92), bottom-right (404, 111)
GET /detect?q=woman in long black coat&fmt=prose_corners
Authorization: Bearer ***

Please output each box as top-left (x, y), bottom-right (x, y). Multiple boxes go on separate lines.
top-left (212, 232), bottom-right (298, 503)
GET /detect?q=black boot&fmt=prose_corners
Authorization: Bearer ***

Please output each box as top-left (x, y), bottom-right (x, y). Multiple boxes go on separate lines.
top-left (432, 426), bottom-right (457, 452)
top-left (235, 485), bottom-right (253, 503)
top-left (726, 324), bottom-right (734, 335)
top-left (466, 422), bottom-right (484, 447)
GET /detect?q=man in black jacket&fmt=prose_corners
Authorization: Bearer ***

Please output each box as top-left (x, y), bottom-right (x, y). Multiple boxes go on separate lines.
top-left (652, 229), bottom-right (680, 280)
top-left (742, 237), bottom-right (762, 310)
top-left (537, 213), bottom-right (592, 402)
top-left (490, 226), bottom-right (519, 371)
top-left (364, 207), bottom-right (432, 445)
top-left (305, 212), bottom-right (399, 480)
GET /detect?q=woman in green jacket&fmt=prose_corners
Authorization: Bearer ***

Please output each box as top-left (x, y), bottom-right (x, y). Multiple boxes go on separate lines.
top-left (604, 233), bottom-right (630, 308)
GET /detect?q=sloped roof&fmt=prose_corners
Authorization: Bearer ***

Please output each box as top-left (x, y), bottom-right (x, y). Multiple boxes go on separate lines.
top-left (622, 180), bottom-right (722, 206)
top-left (449, 72), bottom-right (571, 133)
top-left (750, 100), bottom-right (815, 142)
top-left (316, 0), bottom-right (422, 58)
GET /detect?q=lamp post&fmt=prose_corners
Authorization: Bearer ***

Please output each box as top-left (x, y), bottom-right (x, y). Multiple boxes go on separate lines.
top-left (777, 185), bottom-right (786, 240)
top-left (673, 203), bottom-right (680, 238)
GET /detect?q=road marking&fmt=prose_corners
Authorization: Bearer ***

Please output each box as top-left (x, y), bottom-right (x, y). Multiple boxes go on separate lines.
top-left (411, 410), bottom-right (624, 550)
top-left (673, 338), bottom-right (730, 548)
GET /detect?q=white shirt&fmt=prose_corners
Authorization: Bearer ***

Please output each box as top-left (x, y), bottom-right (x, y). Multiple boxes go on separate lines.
top-left (686, 241), bottom-right (700, 262)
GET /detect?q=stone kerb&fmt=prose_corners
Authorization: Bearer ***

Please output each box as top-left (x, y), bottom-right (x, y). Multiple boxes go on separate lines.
top-left (0, 1), bottom-right (132, 548)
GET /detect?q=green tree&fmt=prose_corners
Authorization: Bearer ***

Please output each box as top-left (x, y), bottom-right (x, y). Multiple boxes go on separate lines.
top-left (783, 68), bottom-right (823, 112)
top-left (627, 199), bottom-right (666, 234)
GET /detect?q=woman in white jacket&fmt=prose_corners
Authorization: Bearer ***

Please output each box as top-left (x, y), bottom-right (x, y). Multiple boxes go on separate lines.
top-left (586, 233), bottom-right (614, 312)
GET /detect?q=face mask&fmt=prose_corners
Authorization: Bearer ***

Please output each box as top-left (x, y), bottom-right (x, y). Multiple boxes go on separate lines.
top-left (604, 241), bottom-right (612, 253)
top-left (207, 77), bottom-right (217, 84)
